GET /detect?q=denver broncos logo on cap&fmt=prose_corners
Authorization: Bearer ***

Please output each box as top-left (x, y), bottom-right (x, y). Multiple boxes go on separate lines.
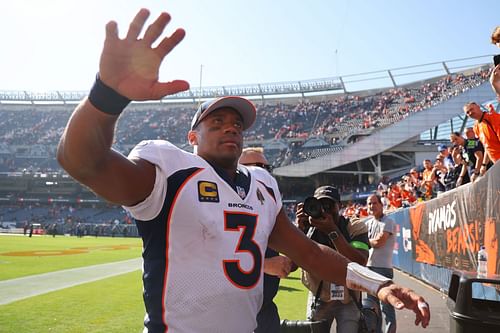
top-left (198, 181), bottom-right (220, 202)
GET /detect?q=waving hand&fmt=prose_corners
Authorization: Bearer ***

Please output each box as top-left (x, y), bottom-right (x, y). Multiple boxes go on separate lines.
top-left (99, 8), bottom-right (189, 101)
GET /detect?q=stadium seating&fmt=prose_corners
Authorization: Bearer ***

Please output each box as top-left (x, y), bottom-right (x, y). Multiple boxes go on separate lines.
top-left (0, 68), bottom-right (489, 173)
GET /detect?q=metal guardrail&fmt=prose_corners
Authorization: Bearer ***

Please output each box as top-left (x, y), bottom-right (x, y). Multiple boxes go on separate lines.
top-left (0, 55), bottom-right (494, 105)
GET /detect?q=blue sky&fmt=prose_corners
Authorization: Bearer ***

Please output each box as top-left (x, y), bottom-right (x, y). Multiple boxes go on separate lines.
top-left (0, 0), bottom-right (498, 92)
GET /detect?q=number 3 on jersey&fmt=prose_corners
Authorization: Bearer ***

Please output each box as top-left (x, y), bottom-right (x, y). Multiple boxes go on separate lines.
top-left (223, 212), bottom-right (262, 289)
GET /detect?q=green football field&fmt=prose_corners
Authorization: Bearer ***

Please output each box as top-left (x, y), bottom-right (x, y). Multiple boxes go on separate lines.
top-left (0, 235), bottom-right (308, 333)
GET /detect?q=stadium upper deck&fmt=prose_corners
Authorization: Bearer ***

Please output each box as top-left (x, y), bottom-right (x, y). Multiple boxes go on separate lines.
top-left (0, 55), bottom-right (496, 191)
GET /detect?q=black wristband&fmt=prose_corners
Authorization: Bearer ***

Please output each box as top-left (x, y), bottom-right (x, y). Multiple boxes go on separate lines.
top-left (88, 74), bottom-right (131, 115)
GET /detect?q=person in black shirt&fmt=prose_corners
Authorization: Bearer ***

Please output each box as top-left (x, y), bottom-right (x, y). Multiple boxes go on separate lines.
top-left (296, 186), bottom-right (370, 333)
top-left (450, 132), bottom-right (484, 185)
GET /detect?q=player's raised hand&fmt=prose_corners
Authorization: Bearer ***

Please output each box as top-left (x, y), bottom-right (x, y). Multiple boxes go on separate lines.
top-left (99, 8), bottom-right (190, 101)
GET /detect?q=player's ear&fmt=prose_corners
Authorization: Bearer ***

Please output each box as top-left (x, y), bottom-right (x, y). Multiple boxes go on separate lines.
top-left (188, 130), bottom-right (198, 146)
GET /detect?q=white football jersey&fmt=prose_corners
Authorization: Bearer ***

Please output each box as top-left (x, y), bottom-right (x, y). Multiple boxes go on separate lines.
top-left (124, 140), bottom-right (282, 333)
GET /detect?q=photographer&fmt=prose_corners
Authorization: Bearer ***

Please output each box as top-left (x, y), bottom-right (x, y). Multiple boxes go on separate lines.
top-left (296, 186), bottom-right (370, 333)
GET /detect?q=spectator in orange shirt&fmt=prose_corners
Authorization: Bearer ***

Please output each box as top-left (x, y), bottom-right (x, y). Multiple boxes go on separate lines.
top-left (463, 102), bottom-right (500, 173)
top-left (356, 205), bottom-right (369, 218)
top-left (343, 202), bottom-right (356, 218)
top-left (387, 183), bottom-right (402, 209)
top-left (421, 159), bottom-right (436, 200)
top-left (400, 181), bottom-right (417, 207)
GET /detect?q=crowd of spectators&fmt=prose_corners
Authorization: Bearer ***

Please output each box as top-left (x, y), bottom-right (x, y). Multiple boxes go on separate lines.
top-left (352, 111), bottom-right (496, 216)
top-left (0, 68), bottom-right (489, 174)
top-left (282, 69), bottom-right (490, 165)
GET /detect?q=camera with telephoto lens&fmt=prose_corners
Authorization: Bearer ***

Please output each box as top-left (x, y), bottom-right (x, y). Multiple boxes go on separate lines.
top-left (302, 197), bottom-right (324, 219)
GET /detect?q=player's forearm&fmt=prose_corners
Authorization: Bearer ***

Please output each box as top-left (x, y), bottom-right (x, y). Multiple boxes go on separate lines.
top-left (331, 236), bottom-right (368, 265)
top-left (297, 242), bottom-right (350, 286)
top-left (57, 98), bottom-right (119, 181)
top-left (270, 210), bottom-right (352, 286)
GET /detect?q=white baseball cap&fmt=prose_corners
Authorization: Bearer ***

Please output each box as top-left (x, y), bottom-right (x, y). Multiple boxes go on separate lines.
top-left (190, 96), bottom-right (256, 130)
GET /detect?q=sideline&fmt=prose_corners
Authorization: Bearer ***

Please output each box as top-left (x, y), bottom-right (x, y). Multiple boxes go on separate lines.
top-left (393, 268), bottom-right (449, 332)
top-left (0, 258), bottom-right (142, 305)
